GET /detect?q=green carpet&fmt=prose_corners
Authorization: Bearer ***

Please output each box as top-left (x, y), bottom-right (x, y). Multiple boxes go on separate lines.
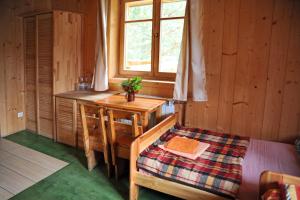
top-left (5, 131), bottom-right (177, 200)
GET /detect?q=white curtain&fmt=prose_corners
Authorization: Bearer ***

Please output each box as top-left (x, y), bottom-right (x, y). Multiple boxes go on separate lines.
top-left (173, 0), bottom-right (207, 101)
top-left (93, 0), bottom-right (109, 91)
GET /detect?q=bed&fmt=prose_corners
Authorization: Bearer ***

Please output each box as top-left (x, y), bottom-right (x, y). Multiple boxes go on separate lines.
top-left (240, 139), bottom-right (300, 200)
top-left (130, 114), bottom-right (300, 200)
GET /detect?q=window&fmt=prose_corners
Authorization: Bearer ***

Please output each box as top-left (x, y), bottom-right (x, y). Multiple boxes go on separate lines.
top-left (120, 0), bottom-right (187, 80)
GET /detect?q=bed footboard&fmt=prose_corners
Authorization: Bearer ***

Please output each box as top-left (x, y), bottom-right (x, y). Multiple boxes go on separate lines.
top-left (259, 170), bottom-right (300, 196)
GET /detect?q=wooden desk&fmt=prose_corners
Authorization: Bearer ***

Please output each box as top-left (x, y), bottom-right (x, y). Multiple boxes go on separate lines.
top-left (95, 95), bottom-right (166, 130)
top-left (55, 92), bottom-right (166, 149)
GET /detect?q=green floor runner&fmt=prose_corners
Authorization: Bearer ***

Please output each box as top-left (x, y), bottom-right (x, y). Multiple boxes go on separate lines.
top-left (5, 131), bottom-right (177, 200)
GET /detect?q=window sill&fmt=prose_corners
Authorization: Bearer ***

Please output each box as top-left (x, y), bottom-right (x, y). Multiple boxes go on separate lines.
top-left (109, 78), bottom-right (175, 98)
top-left (110, 77), bottom-right (175, 84)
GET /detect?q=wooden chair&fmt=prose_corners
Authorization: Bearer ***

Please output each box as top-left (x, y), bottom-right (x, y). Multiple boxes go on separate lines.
top-left (107, 109), bottom-right (143, 179)
top-left (79, 103), bottom-right (110, 175)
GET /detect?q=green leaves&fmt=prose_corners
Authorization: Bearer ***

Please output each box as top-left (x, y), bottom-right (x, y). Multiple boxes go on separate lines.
top-left (121, 76), bottom-right (143, 93)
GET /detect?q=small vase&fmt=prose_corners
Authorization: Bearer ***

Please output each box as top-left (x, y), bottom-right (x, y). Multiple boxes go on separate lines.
top-left (127, 92), bottom-right (135, 102)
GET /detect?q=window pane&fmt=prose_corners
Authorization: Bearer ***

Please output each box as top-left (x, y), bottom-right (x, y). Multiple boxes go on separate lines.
top-left (124, 22), bottom-right (152, 72)
top-left (161, 0), bottom-right (187, 18)
top-left (159, 19), bottom-right (184, 73)
top-left (126, 0), bottom-right (153, 21)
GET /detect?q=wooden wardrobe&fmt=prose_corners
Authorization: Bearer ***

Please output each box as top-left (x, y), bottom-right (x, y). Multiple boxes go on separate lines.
top-left (24, 10), bottom-right (82, 138)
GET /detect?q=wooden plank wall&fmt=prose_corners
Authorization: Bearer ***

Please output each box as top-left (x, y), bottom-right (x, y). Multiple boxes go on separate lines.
top-left (0, 0), bottom-right (36, 136)
top-left (0, 0), bottom-right (97, 136)
top-left (185, 0), bottom-right (300, 142)
top-left (0, 0), bottom-right (299, 142)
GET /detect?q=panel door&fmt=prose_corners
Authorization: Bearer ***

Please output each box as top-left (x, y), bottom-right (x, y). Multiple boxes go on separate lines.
top-left (37, 13), bottom-right (53, 138)
top-left (24, 16), bottom-right (37, 132)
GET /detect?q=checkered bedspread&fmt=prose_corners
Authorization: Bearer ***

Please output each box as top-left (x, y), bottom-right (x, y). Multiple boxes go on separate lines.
top-left (137, 125), bottom-right (249, 199)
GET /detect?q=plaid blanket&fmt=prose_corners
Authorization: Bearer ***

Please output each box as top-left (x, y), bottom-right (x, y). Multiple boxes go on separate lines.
top-left (137, 125), bottom-right (249, 199)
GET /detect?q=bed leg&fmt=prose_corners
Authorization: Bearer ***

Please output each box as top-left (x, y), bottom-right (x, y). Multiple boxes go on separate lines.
top-left (130, 182), bottom-right (139, 200)
top-left (130, 138), bottom-right (140, 200)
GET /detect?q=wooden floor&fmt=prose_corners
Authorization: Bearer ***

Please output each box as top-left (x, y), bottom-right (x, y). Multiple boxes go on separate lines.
top-left (0, 139), bottom-right (68, 200)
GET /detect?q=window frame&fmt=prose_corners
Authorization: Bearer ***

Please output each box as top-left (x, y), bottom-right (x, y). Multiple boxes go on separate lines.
top-left (119, 0), bottom-right (187, 81)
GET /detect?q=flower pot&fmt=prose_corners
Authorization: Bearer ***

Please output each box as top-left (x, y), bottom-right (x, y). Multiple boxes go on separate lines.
top-left (127, 92), bottom-right (135, 102)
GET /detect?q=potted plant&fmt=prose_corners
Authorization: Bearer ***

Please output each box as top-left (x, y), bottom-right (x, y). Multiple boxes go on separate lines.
top-left (121, 76), bottom-right (142, 102)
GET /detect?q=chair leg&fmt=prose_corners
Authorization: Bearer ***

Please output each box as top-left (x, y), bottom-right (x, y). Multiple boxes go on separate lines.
top-left (110, 145), bottom-right (116, 165)
top-left (87, 151), bottom-right (97, 171)
top-left (114, 165), bottom-right (119, 181)
top-left (106, 163), bottom-right (111, 178)
top-left (103, 144), bottom-right (111, 177)
top-left (110, 144), bottom-right (119, 180)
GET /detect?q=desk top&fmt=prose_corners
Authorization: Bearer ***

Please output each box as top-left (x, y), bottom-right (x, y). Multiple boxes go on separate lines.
top-left (95, 95), bottom-right (166, 112)
top-left (55, 90), bottom-right (119, 102)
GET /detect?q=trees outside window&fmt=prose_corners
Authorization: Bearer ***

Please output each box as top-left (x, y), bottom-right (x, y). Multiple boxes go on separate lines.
top-left (119, 0), bottom-right (187, 80)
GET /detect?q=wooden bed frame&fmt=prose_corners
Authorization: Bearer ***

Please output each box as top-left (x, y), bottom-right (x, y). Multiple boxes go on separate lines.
top-left (259, 170), bottom-right (300, 196)
top-left (130, 114), bottom-right (230, 200)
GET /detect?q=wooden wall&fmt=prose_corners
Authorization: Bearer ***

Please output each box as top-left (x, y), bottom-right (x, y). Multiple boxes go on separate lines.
top-left (0, 0), bottom-right (299, 142)
top-left (0, 0), bottom-right (97, 136)
top-left (185, 0), bottom-right (300, 142)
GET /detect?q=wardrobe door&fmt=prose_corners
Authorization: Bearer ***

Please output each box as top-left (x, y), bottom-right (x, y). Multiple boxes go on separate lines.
top-left (53, 11), bottom-right (82, 94)
top-left (24, 17), bottom-right (37, 132)
top-left (56, 97), bottom-right (77, 146)
top-left (37, 13), bottom-right (53, 138)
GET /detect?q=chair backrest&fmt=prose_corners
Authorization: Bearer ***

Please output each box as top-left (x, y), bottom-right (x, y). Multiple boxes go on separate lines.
top-left (107, 109), bottom-right (143, 140)
top-left (79, 103), bottom-right (108, 153)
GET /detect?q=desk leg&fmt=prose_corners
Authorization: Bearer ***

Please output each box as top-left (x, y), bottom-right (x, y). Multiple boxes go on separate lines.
top-left (142, 112), bottom-right (149, 131)
top-left (155, 105), bottom-right (163, 124)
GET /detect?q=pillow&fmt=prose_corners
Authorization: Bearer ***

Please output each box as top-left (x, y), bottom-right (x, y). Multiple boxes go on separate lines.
top-left (281, 184), bottom-right (300, 200)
